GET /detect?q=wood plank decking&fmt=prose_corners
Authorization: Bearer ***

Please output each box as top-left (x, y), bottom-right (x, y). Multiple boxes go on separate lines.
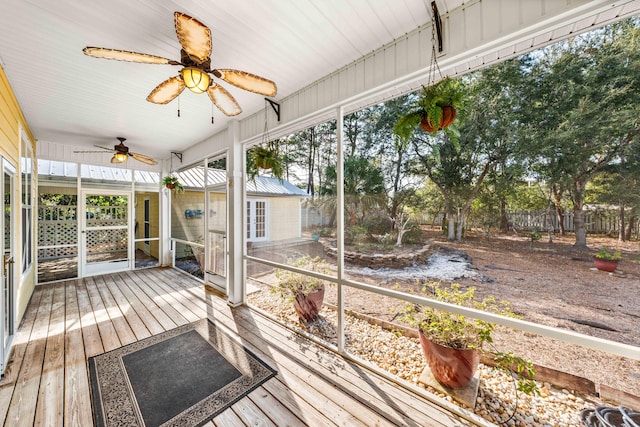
top-left (0, 268), bottom-right (475, 427)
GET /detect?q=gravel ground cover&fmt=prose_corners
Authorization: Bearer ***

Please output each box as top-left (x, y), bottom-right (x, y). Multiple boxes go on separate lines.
top-left (247, 287), bottom-right (599, 427)
top-left (245, 230), bottom-right (639, 426)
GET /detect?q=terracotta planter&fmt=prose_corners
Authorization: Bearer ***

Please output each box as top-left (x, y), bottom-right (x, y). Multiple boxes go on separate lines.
top-left (293, 286), bottom-right (325, 323)
top-left (420, 106), bottom-right (457, 132)
top-left (165, 183), bottom-right (175, 189)
top-left (258, 160), bottom-right (272, 170)
top-left (419, 331), bottom-right (480, 389)
top-left (593, 258), bottom-right (619, 272)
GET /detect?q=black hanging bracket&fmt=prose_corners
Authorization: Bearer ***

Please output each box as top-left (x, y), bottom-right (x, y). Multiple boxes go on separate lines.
top-left (431, 1), bottom-right (443, 53)
top-left (171, 152), bottom-right (183, 163)
top-left (265, 98), bottom-right (281, 122)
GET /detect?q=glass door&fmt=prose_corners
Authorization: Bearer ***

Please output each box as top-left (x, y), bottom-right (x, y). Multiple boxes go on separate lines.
top-left (247, 198), bottom-right (267, 242)
top-left (1, 160), bottom-right (15, 372)
top-left (81, 191), bottom-right (131, 276)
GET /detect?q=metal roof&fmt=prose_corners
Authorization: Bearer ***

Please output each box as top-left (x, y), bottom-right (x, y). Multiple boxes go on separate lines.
top-left (37, 159), bottom-right (159, 183)
top-left (176, 166), bottom-right (308, 196)
top-left (37, 159), bottom-right (307, 196)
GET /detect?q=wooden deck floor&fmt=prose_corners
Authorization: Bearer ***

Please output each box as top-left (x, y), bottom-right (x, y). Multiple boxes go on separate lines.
top-left (0, 267), bottom-right (475, 427)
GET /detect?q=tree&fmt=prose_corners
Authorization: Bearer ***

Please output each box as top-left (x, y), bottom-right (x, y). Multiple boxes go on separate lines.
top-left (589, 138), bottom-right (640, 241)
top-left (319, 156), bottom-right (386, 227)
top-left (524, 20), bottom-right (640, 247)
top-left (408, 58), bottom-right (527, 241)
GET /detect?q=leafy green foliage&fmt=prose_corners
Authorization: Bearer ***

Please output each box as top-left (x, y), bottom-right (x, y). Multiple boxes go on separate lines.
top-left (402, 282), bottom-right (538, 396)
top-left (247, 142), bottom-right (284, 181)
top-left (272, 256), bottom-right (333, 301)
top-left (594, 246), bottom-right (621, 260)
top-left (161, 176), bottom-right (184, 193)
top-left (393, 77), bottom-right (466, 142)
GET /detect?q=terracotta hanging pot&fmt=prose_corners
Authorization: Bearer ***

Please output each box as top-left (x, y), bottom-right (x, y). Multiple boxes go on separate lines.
top-left (420, 106), bottom-right (457, 132)
top-left (419, 331), bottom-right (480, 389)
top-left (292, 286), bottom-right (325, 323)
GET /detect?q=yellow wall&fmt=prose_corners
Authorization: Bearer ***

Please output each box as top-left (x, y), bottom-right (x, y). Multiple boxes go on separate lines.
top-left (0, 66), bottom-right (36, 322)
top-left (135, 192), bottom-right (160, 259)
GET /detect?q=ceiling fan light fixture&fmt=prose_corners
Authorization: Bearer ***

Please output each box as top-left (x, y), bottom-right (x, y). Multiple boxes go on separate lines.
top-left (181, 67), bottom-right (210, 94)
top-left (111, 152), bottom-right (128, 163)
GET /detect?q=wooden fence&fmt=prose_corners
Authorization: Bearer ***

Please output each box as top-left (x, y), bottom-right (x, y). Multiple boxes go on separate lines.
top-left (506, 210), bottom-right (639, 235)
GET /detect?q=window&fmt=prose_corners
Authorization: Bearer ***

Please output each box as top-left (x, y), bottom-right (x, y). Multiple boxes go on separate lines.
top-left (21, 139), bottom-right (33, 275)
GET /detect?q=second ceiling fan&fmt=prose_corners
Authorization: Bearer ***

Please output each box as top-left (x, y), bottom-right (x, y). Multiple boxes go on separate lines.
top-left (83, 12), bottom-right (277, 116)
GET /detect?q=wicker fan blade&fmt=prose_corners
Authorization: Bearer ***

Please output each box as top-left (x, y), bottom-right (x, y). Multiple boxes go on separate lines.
top-left (207, 83), bottom-right (242, 116)
top-left (83, 47), bottom-right (178, 65)
top-left (130, 152), bottom-right (158, 165)
top-left (174, 12), bottom-right (211, 64)
top-left (95, 145), bottom-right (116, 151)
top-left (212, 69), bottom-right (277, 96)
top-left (73, 150), bottom-right (110, 154)
top-left (147, 76), bottom-right (185, 104)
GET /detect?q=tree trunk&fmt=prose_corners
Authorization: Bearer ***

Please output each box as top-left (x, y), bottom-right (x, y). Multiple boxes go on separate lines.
top-left (389, 149), bottom-right (404, 223)
top-left (618, 203), bottom-right (626, 242)
top-left (499, 198), bottom-right (509, 232)
top-left (552, 185), bottom-right (566, 236)
top-left (306, 129), bottom-right (316, 196)
top-left (456, 211), bottom-right (464, 241)
top-left (395, 213), bottom-right (410, 247)
top-left (573, 208), bottom-right (587, 248)
top-left (572, 181), bottom-right (588, 248)
top-left (624, 214), bottom-right (635, 241)
top-left (447, 217), bottom-right (456, 240)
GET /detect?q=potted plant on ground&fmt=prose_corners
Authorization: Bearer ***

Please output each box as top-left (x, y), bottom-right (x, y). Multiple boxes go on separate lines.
top-left (403, 282), bottom-right (538, 395)
top-left (272, 256), bottom-right (332, 324)
top-left (593, 246), bottom-right (621, 272)
top-left (247, 142), bottom-right (284, 181)
top-left (393, 76), bottom-right (466, 141)
top-left (161, 175), bottom-right (184, 193)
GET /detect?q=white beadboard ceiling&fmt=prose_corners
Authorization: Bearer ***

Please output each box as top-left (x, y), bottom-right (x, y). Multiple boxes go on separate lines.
top-left (0, 0), bottom-right (637, 164)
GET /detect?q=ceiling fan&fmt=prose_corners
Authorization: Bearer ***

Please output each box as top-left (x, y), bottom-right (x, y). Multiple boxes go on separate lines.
top-left (74, 137), bottom-right (158, 165)
top-left (82, 11), bottom-right (277, 116)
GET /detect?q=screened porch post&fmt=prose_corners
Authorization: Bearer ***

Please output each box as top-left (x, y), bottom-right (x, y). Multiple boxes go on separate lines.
top-left (227, 120), bottom-right (244, 306)
top-left (160, 160), bottom-right (172, 266)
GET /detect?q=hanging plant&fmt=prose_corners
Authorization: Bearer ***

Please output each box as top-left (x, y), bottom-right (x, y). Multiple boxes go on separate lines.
top-left (161, 175), bottom-right (184, 193)
top-left (393, 77), bottom-right (466, 141)
top-left (394, 8), bottom-right (466, 142)
top-left (248, 142), bottom-right (283, 181)
top-left (248, 100), bottom-right (284, 181)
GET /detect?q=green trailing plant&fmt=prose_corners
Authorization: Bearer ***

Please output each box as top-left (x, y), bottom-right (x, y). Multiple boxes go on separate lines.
top-left (247, 142), bottom-right (284, 181)
top-left (161, 175), bottom-right (184, 193)
top-left (402, 282), bottom-right (538, 396)
top-left (393, 76), bottom-right (466, 142)
top-left (272, 256), bottom-right (333, 301)
top-left (594, 246), bottom-right (621, 261)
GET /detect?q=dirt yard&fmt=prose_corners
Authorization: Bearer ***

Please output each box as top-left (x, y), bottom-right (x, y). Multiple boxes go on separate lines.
top-left (416, 228), bottom-right (640, 397)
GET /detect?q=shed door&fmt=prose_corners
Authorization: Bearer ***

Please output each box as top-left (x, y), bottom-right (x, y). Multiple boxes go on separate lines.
top-left (246, 199), bottom-right (267, 242)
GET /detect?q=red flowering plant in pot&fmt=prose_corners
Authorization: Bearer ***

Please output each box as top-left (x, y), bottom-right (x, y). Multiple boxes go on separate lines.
top-left (272, 256), bottom-right (333, 324)
top-left (403, 282), bottom-right (538, 395)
